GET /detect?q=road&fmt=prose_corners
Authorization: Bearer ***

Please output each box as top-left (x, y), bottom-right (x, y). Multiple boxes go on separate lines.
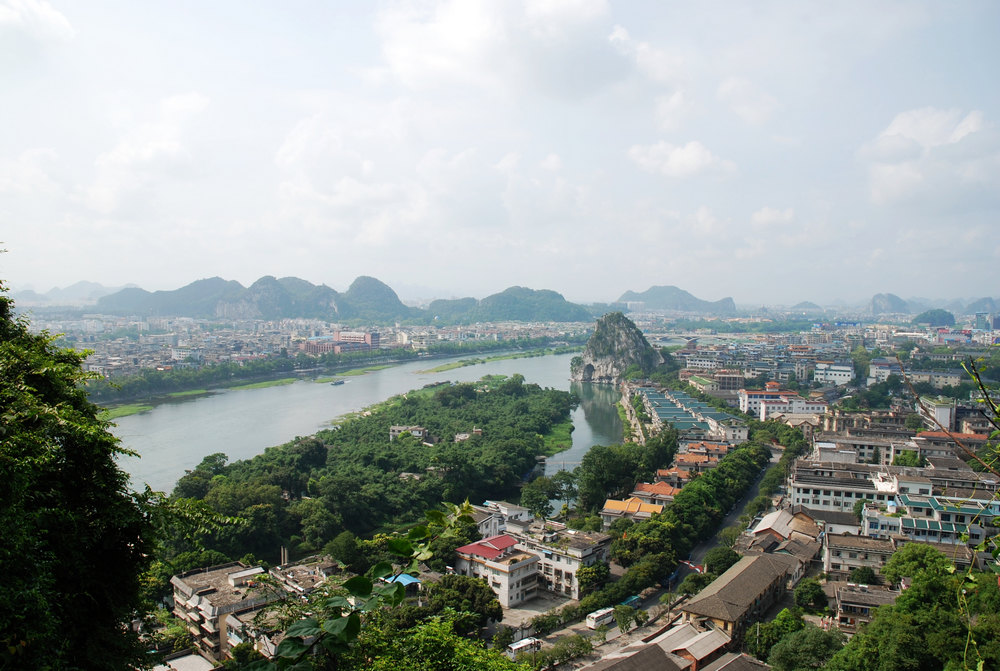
top-left (679, 445), bottom-right (782, 579)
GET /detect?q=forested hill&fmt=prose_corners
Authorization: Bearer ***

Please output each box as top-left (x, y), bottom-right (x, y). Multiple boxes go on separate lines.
top-left (167, 374), bottom-right (574, 562)
top-left (93, 275), bottom-right (596, 323)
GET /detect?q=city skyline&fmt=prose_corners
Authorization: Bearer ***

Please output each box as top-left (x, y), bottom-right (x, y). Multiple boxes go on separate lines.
top-left (3, 1), bottom-right (998, 305)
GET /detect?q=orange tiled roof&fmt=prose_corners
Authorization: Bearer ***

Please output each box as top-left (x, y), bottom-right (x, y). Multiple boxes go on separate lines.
top-left (634, 481), bottom-right (681, 496)
top-left (602, 497), bottom-right (663, 515)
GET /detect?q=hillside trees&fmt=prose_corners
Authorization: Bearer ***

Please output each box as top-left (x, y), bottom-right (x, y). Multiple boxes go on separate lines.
top-left (0, 285), bottom-right (156, 669)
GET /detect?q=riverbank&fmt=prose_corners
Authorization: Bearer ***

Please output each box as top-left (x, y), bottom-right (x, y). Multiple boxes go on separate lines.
top-left (416, 346), bottom-right (583, 374)
top-left (100, 348), bottom-right (565, 418)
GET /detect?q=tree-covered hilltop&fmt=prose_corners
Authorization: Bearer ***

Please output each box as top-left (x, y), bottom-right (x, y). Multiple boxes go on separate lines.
top-left (911, 307), bottom-right (955, 326)
top-left (165, 375), bottom-right (575, 563)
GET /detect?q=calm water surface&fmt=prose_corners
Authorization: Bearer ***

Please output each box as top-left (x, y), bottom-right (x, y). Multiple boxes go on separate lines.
top-left (114, 352), bottom-right (623, 492)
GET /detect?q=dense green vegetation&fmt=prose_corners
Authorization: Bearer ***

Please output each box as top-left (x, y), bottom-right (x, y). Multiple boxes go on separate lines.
top-left (164, 374), bottom-right (575, 564)
top-left (912, 308), bottom-right (956, 326)
top-left (0, 285), bottom-right (156, 669)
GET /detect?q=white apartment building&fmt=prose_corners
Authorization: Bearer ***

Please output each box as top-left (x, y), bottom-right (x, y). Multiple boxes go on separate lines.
top-left (504, 519), bottom-right (611, 600)
top-left (757, 397), bottom-right (828, 421)
top-left (813, 362), bottom-right (854, 386)
top-left (453, 535), bottom-right (540, 608)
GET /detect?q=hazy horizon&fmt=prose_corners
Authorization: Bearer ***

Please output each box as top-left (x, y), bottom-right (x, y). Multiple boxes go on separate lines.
top-left (4, 1), bottom-right (998, 306)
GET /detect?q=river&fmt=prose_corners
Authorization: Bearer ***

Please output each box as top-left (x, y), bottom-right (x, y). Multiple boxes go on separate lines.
top-left (113, 352), bottom-right (623, 492)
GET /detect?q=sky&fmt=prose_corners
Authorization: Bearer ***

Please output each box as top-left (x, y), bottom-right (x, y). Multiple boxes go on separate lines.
top-left (2, 1), bottom-right (999, 307)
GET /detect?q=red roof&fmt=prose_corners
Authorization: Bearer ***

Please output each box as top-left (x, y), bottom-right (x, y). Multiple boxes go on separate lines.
top-left (455, 534), bottom-right (517, 560)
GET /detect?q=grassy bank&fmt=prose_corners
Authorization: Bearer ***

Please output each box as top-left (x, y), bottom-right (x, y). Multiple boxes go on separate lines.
top-left (101, 404), bottom-right (154, 420)
top-left (416, 347), bottom-right (581, 374)
top-left (167, 389), bottom-right (210, 398)
top-left (541, 418), bottom-right (575, 456)
top-left (339, 364), bottom-right (395, 376)
top-left (229, 377), bottom-right (298, 391)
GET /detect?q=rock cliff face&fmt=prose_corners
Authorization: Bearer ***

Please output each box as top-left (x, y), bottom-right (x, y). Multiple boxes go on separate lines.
top-left (570, 312), bottom-right (662, 383)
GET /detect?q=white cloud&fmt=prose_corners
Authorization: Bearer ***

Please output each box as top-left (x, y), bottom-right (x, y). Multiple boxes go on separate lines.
top-left (374, 0), bottom-right (624, 98)
top-left (83, 93), bottom-right (209, 213)
top-left (751, 206), bottom-right (794, 228)
top-left (655, 90), bottom-right (690, 132)
top-left (882, 107), bottom-right (982, 148)
top-left (628, 140), bottom-right (736, 178)
top-left (0, 0), bottom-right (74, 41)
top-left (539, 153), bottom-right (562, 171)
top-left (0, 148), bottom-right (58, 195)
top-left (863, 107), bottom-right (1000, 206)
top-left (608, 24), bottom-right (687, 85)
top-left (717, 77), bottom-right (778, 125)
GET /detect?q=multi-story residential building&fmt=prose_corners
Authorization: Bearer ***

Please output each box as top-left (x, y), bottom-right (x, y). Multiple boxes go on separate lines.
top-left (918, 396), bottom-right (957, 431)
top-left (905, 370), bottom-right (964, 388)
top-left (632, 385), bottom-right (747, 442)
top-left (756, 396), bottom-right (828, 421)
top-left (453, 535), bottom-right (540, 608)
top-left (911, 431), bottom-right (989, 461)
top-left (788, 462), bottom-right (892, 513)
top-left (813, 362), bottom-right (854, 386)
top-left (737, 382), bottom-right (786, 416)
top-left (675, 453), bottom-right (719, 473)
top-left (504, 519), bottom-right (611, 599)
top-left (833, 583), bottom-right (899, 633)
top-left (891, 493), bottom-right (998, 546)
top-left (823, 533), bottom-right (896, 579)
top-left (171, 563), bottom-right (279, 662)
top-left (867, 357), bottom-right (903, 385)
top-left (787, 457), bottom-right (996, 515)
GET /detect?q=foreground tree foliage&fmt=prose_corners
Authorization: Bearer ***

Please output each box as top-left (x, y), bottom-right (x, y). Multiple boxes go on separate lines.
top-left (0, 286), bottom-right (156, 669)
top-left (242, 503), bottom-right (526, 671)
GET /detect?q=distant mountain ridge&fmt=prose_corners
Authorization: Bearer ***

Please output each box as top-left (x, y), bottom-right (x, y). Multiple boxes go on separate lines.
top-left (868, 293), bottom-right (909, 315)
top-left (11, 281), bottom-right (133, 306)
top-left (617, 285), bottom-right (736, 314)
top-left (93, 276), bottom-right (591, 323)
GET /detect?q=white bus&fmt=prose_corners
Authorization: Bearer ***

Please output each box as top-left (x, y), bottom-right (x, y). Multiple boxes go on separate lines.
top-left (586, 607), bottom-right (616, 629)
top-left (507, 637), bottom-right (541, 660)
